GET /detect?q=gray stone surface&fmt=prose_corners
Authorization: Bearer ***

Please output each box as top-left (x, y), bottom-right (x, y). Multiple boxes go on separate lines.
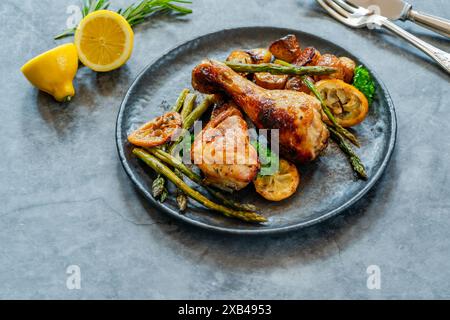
top-left (0, 0), bottom-right (449, 299)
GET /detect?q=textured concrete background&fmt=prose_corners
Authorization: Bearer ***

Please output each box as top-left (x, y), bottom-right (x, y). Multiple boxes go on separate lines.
top-left (0, 0), bottom-right (449, 299)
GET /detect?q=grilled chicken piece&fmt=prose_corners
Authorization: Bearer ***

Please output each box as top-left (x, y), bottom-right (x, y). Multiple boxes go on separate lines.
top-left (191, 102), bottom-right (259, 191)
top-left (192, 59), bottom-right (329, 163)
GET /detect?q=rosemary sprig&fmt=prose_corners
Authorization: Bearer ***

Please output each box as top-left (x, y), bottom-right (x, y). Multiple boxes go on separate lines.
top-left (119, 0), bottom-right (192, 26)
top-left (54, 0), bottom-right (192, 40)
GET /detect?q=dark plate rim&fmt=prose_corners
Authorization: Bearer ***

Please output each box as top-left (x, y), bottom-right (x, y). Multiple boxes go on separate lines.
top-left (116, 26), bottom-right (397, 235)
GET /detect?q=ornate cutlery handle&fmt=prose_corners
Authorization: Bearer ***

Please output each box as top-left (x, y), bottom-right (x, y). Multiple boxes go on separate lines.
top-left (380, 19), bottom-right (450, 74)
top-left (408, 10), bottom-right (450, 39)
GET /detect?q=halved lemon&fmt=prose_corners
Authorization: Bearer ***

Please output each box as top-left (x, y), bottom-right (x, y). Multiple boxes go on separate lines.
top-left (21, 43), bottom-right (78, 102)
top-left (74, 10), bottom-right (134, 72)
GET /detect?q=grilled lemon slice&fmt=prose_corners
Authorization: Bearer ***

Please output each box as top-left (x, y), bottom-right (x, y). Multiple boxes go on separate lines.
top-left (254, 159), bottom-right (300, 202)
top-left (315, 79), bottom-right (369, 127)
top-left (128, 112), bottom-right (182, 148)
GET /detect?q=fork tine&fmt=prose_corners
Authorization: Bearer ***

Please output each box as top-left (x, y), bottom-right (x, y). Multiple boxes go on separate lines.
top-left (332, 0), bottom-right (357, 13)
top-left (342, 0), bottom-right (360, 10)
top-left (324, 0), bottom-right (351, 18)
top-left (317, 0), bottom-right (351, 24)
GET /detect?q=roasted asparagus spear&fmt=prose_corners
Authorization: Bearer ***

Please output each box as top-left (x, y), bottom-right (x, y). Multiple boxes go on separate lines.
top-left (149, 148), bottom-right (258, 212)
top-left (328, 127), bottom-right (367, 179)
top-left (152, 88), bottom-right (190, 201)
top-left (225, 62), bottom-right (336, 76)
top-left (133, 148), bottom-right (266, 223)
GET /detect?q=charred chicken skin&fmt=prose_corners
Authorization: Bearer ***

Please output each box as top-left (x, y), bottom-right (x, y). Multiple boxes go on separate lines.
top-left (191, 102), bottom-right (259, 191)
top-left (192, 59), bottom-right (329, 163)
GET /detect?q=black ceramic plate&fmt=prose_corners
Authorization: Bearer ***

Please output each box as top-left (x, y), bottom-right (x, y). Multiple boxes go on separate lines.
top-left (116, 27), bottom-right (396, 234)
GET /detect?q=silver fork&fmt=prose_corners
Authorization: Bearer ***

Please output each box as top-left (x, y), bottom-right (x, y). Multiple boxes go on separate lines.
top-left (317, 0), bottom-right (450, 74)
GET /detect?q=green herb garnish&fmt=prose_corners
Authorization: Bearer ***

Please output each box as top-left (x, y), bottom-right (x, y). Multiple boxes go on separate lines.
top-left (352, 65), bottom-right (376, 105)
top-left (54, 0), bottom-right (192, 40)
top-left (251, 140), bottom-right (279, 176)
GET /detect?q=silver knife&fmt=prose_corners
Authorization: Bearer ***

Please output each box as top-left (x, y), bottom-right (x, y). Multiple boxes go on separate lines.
top-left (348, 0), bottom-right (450, 38)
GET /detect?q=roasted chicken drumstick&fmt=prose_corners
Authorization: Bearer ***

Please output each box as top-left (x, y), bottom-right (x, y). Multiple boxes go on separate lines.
top-left (191, 102), bottom-right (259, 191)
top-left (192, 59), bottom-right (329, 163)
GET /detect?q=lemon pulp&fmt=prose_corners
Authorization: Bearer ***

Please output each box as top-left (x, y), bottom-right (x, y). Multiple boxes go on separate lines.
top-left (75, 10), bottom-right (134, 72)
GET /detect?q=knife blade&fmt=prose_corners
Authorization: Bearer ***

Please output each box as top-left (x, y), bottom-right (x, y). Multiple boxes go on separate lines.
top-left (347, 0), bottom-right (411, 20)
top-left (347, 0), bottom-right (450, 37)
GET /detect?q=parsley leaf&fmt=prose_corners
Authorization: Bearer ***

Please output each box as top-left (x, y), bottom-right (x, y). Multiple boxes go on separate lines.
top-left (352, 65), bottom-right (376, 105)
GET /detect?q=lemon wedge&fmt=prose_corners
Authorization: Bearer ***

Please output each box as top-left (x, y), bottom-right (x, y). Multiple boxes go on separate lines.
top-left (21, 43), bottom-right (78, 102)
top-left (74, 10), bottom-right (134, 72)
